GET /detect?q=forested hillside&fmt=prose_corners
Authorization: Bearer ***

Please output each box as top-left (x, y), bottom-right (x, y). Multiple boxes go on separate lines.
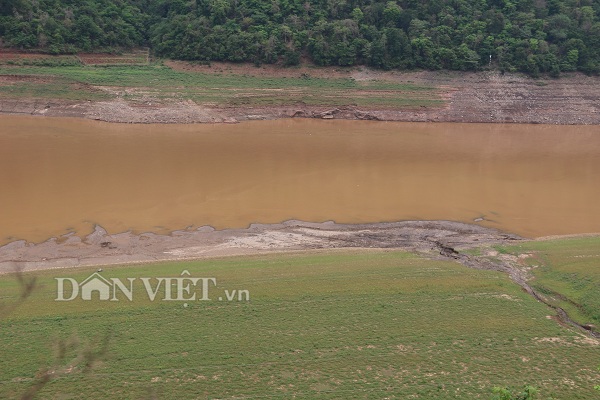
top-left (1, 0), bottom-right (600, 75)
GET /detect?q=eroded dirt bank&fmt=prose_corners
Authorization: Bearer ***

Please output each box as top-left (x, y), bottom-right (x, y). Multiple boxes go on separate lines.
top-left (1, 69), bottom-right (600, 124)
top-left (0, 220), bottom-right (521, 273)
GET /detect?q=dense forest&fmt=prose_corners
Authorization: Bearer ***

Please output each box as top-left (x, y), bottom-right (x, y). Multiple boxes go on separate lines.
top-left (1, 0), bottom-right (600, 75)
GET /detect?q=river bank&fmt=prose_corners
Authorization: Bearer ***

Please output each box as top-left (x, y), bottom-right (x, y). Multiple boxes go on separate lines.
top-left (1, 62), bottom-right (599, 124)
top-left (2, 219), bottom-right (598, 337)
top-left (0, 220), bottom-right (522, 273)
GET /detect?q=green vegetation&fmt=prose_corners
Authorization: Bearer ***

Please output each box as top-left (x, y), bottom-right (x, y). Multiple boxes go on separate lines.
top-left (2, 0), bottom-right (600, 75)
top-left (491, 385), bottom-right (538, 400)
top-left (1, 250), bottom-right (599, 399)
top-left (0, 55), bottom-right (81, 67)
top-left (0, 64), bottom-right (442, 107)
top-left (496, 236), bottom-right (600, 327)
top-left (0, 79), bottom-right (111, 101)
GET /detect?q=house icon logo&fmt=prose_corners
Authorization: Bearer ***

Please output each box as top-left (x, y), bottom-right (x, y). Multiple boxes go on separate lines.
top-left (55, 271), bottom-right (135, 302)
top-left (79, 272), bottom-right (112, 301)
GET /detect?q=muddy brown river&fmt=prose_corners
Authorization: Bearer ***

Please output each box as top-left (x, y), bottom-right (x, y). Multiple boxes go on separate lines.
top-left (1, 115), bottom-right (599, 243)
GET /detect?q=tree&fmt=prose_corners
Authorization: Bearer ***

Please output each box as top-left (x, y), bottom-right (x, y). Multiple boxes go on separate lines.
top-left (1, 0), bottom-right (600, 75)
top-left (382, 1), bottom-right (402, 27)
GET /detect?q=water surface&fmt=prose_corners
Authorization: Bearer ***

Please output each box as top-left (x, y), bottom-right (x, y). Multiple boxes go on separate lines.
top-left (1, 115), bottom-right (599, 242)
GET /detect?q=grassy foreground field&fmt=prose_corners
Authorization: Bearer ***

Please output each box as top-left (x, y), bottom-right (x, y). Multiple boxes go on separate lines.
top-left (0, 64), bottom-right (442, 109)
top-left (1, 248), bottom-right (599, 399)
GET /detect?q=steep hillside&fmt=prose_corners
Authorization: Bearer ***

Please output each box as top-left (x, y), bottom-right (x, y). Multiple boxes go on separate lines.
top-left (1, 0), bottom-right (600, 75)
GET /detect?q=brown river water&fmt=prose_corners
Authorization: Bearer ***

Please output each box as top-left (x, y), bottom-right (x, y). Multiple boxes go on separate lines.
top-left (1, 115), bottom-right (599, 243)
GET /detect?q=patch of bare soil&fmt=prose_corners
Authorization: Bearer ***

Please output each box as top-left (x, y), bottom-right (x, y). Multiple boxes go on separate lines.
top-left (342, 69), bottom-right (600, 124)
top-left (84, 98), bottom-right (237, 124)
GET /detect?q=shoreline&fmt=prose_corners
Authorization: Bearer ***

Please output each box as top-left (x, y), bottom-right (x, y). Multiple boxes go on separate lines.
top-left (3, 101), bottom-right (600, 125)
top-left (0, 220), bottom-right (522, 274)
top-left (2, 219), bottom-right (597, 275)
top-left (1, 65), bottom-right (600, 125)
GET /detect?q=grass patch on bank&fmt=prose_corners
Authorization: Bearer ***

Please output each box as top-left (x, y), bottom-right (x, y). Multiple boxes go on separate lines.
top-left (0, 80), bottom-right (111, 101)
top-left (496, 236), bottom-right (600, 327)
top-left (0, 64), bottom-right (443, 108)
top-left (1, 250), bottom-right (598, 399)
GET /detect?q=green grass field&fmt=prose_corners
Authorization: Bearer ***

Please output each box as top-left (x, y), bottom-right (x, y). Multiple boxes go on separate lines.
top-left (1, 248), bottom-right (599, 399)
top-left (0, 64), bottom-right (443, 108)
